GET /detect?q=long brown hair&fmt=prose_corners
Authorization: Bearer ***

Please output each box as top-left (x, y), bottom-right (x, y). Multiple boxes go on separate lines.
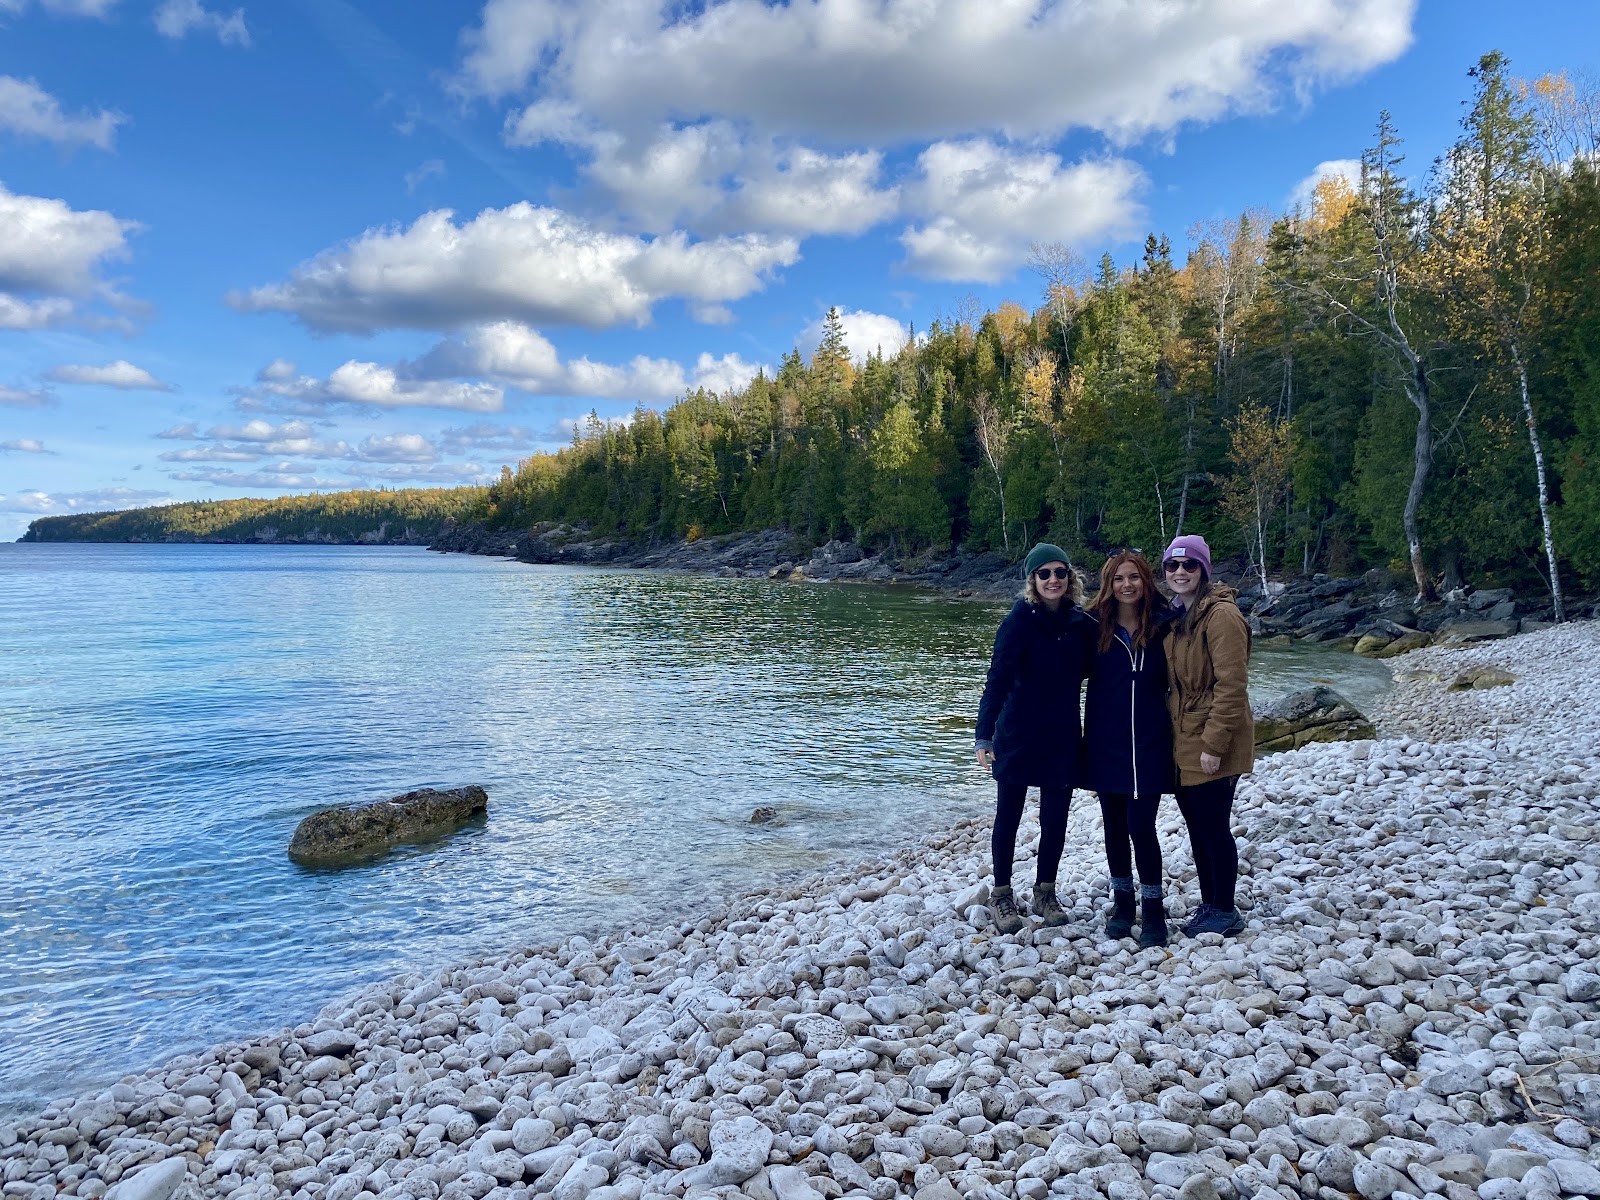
top-left (1094, 551), bottom-right (1161, 652)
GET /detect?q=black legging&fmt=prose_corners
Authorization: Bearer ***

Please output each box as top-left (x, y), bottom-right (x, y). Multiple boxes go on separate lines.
top-left (1177, 775), bottom-right (1240, 912)
top-left (992, 781), bottom-right (1070, 889)
top-left (1098, 793), bottom-right (1163, 891)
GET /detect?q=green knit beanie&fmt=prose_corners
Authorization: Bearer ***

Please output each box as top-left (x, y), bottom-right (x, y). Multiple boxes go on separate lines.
top-left (1023, 543), bottom-right (1071, 578)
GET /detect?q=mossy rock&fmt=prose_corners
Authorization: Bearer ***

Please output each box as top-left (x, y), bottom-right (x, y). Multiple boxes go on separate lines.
top-left (1254, 686), bottom-right (1375, 753)
top-left (288, 785), bottom-right (488, 866)
top-left (1353, 632), bottom-right (1392, 656)
top-left (1447, 666), bottom-right (1517, 691)
top-left (1373, 631), bottom-right (1434, 658)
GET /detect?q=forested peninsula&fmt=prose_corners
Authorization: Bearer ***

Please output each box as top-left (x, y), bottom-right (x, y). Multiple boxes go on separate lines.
top-left (20, 488), bottom-right (485, 544)
top-left (26, 58), bottom-right (1600, 622)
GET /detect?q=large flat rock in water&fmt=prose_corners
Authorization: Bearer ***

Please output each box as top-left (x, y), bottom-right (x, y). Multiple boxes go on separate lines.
top-left (288, 785), bottom-right (488, 866)
top-left (1254, 686), bottom-right (1375, 754)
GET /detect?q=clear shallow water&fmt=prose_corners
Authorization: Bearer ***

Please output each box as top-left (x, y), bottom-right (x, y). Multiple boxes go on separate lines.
top-left (0, 544), bottom-right (1391, 1113)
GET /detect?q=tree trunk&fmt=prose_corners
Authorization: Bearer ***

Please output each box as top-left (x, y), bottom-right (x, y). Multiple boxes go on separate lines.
top-left (1511, 341), bottom-right (1564, 621)
top-left (1402, 358), bottom-right (1437, 604)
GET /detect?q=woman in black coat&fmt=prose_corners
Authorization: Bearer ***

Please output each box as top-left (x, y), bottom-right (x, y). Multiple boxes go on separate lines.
top-left (1085, 550), bottom-right (1176, 946)
top-left (974, 543), bottom-right (1096, 934)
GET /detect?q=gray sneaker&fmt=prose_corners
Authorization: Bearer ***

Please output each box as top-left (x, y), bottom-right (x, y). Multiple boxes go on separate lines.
top-left (990, 885), bottom-right (1024, 934)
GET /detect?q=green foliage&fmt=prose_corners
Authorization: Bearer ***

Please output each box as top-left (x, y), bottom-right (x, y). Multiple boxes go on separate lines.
top-left (32, 55), bottom-right (1600, 600)
top-left (22, 487), bottom-right (486, 543)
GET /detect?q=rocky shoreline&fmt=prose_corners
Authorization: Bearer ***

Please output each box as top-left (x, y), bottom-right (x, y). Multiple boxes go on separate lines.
top-left (428, 522), bottom-right (1597, 659)
top-left (5, 622), bottom-right (1600, 1200)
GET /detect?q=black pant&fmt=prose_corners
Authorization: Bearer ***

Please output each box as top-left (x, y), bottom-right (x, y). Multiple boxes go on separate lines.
top-left (1098, 793), bottom-right (1163, 890)
top-left (1177, 775), bottom-right (1240, 912)
top-left (992, 781), bottom-right (1070, 890)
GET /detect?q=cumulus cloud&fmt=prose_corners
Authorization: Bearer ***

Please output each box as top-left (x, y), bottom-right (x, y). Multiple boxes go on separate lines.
top-left (230, 204), bottom-right (799, 334)
top-left (412, 320), bottom-right (766, 399)
top-left (0, 437), bottom-right (49, 453)
top-left (234, 359), bottom-right (506, 414)
top-left (1288, 157), bottom-right (1362, 209)
top-left (0, 184), bottom-right (139, 329)
top-left (0, 384), bottom-right (56, 408)
top-left (0, 486), bottom-right (169, 515)
top-left (458, 0), bottom-right (1414, 144)
top-left (0, 76), bottom-right (124, 150)
top-left (899, 143), bottom-right (1145, 282)
top-left (153, 0), bottom-right (249, 46)
top-left (799, 309), bottom-right (911, 365)
top-left (438, 422), bottom-right (539, 453)
top-left (46, 360), bottom-right (172, 391)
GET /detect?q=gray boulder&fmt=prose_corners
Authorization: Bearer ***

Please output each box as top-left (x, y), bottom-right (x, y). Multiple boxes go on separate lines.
top-left (288, 785), bottom-right (488, 866)
top-left (1254, 686), bottom-right (1375, 754)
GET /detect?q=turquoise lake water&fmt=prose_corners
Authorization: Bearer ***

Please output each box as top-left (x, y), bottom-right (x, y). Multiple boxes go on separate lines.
top-left (0, 543), bottom-right (1392, 1114)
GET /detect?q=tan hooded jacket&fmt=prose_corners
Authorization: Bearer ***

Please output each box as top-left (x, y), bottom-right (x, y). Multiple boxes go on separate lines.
top-left (1164, 585), bottom-right (1254, 786)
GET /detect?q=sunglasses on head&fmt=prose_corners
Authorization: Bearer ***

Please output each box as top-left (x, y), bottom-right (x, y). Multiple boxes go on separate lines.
top-left (1164, 558), bottom-right (1201, 573)
top-left (1034, 567), bottom-right (1072, 580)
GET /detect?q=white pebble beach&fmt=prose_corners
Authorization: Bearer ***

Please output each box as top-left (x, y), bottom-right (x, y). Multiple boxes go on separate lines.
top-left (4, 623), bottom-right (1599, 1200)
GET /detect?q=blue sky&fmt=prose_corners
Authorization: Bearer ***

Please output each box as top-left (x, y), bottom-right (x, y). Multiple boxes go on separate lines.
top-left (2, 0), bottom-right (1598, 539)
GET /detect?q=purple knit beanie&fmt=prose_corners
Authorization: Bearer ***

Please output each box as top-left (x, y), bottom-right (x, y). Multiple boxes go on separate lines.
top-left (1162, 534), bottom-right (1212, 579)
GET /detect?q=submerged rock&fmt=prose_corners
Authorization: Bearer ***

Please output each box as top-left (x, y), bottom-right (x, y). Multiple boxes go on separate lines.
top-left (1254, 685), bottom-right (1375, 752)
top-left (287, 784), bottom-right (488, 865)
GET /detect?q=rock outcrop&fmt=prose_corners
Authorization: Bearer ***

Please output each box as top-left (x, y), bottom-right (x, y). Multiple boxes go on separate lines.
top-left (287, 785), bottom-right (488, 866)
top-left (1253, 685), bottom-right (1375, 753)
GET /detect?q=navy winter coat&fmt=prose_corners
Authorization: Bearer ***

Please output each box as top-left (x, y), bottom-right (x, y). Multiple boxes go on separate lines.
top-left (974, 600), bottom-right (1096, 788)
top-left (1083, 610), bottom-right (1177, 796)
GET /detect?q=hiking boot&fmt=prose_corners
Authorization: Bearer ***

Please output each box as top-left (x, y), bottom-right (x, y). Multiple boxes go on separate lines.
top-left (1191, 907), bottom-right (1247, 937)
top-left (990, 885), bottom-right (1024, 934)
top-left (1138, 896), bottom-right (1169, 948)
top-left (1181, 903), bottom-right (1215, 937)
top-left (1032, 881), bottom-right (1068, 927)
top-left (1105, 889), bottom-right (1136, 939)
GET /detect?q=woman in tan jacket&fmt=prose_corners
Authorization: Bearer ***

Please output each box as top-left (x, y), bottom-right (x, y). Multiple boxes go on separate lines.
top-left (1161, 534), bottom-right (1254, 937)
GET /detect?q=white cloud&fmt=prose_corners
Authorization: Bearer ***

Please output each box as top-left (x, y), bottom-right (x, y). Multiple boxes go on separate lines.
top-left (166, 464), bottom-right (346, 489)
top-left (230, 203), bottom-right (799, 334)
top-left (411, 319), bottom-right (765, 399)
top-left (235, 359), bottom-right (506, 414)
top-left (0, 486), bottom-right (169, 515)
top-left (0, 76), bottom-right (123, 150)
top-left (153, 0), bottom-right (250, 46)
top-left (439, 422), bottom-right (539, 452)
top-left (899, 142), bottom-right (1145, 282)
top-left (46, 360), bottom-right (173, 391)
top-left (457, 0), bottom-right (1414, 144)
top-left (726, 147), bottom-right (900, 237)
top-left (0, 384), bottom-right (56, 407)
top-left (1288, 157), bottom-right (1361, 209)
top-left (355, 433), bottom-right (437, 463)
top-left (204, 418), bottom-right (314, 442)
top-left (0, 437), bottom-right (49, 453)
top-left (158, 445), bottom-right (266, 463)
top-left (0, 184), bottom-right (139, 328)
top-left (0, 0), bottom-right (118, 15)
top-left (799, 309), bottom-right (911, 365)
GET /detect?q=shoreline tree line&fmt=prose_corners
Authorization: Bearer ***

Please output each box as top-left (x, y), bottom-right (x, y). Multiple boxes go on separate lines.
top-left (25, 55), bottom-right (1600, 608)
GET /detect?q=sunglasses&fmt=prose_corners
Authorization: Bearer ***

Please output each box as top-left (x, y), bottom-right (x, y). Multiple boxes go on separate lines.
top-left (1034, 567), bottom-right (1072, 580)
top-left (1164, 558), bottom-right (1202, 573)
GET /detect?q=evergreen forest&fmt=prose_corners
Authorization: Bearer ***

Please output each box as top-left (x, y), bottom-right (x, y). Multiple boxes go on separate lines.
top-left (476, 56), bottom-right (1600, 613)
top-left (22, 487), bottom-right (485, 543)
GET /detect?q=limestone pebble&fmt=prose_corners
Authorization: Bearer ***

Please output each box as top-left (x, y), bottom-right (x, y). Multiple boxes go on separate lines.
top-left (3, 623), bottom-right (1599, 1200)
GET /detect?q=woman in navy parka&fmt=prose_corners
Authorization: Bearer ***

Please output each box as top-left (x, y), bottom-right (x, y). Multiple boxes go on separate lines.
top-left (974, 543), bottom-right (1097, 934)
top-left (1085, 550), bottom-right (1176, 946)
